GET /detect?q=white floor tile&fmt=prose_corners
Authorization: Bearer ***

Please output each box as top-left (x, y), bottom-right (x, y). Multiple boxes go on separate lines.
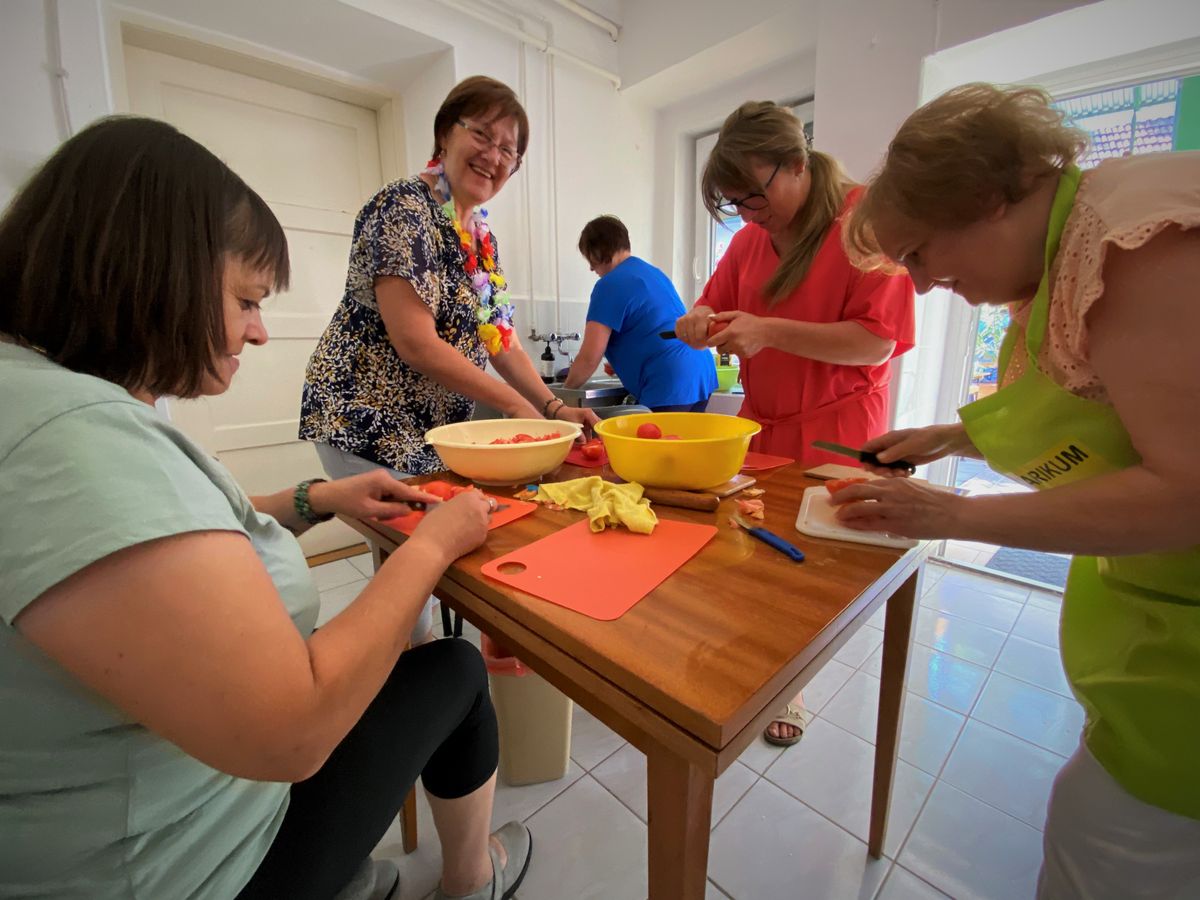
top-left (316, 578), bottom-right (369, 626)
top-left (867, 603), bottom-right (888, 631)
top-left (802, 658), bottom-right (858, 716)
top-left (766, 718), bottom-right (934, 858)
top-left (994, 635), bottom-right (1072, 697)
top-left (877, 866), bottom-right (951, 899)
top-left (972, 672), bottom-right (1084, 757)
top-left (820, 672), bottom-right (965, 776)
top-left (1025, 589), bottom-right (1063, 612)
top-left (311, 558), bottom-right (368, 592)
top-left (374, 784), bottom-right (443, 900)
top-left (936, 568), bottom-right (1031, 604)
top-left (569, 704), bottom-right (625, 771)
top-left (912, 608), bottom-right (1008, 668)
top-left (709, 779), bottom-right (889, 900)
top-left (591, 744), bottom-right (757, 828)
top-left (516, 775), bottom-right (648, 900)
top-left (921, 580), bottom-right (1024, 632)
top-left (1011, 604), bottom-right (1061, 648)
top-left (491, 761), bottom-right (585, 827)
top-left (901, 782), bottom-right (1043, 900)
top-left (347, 552), bottom-right (376, 578)
top-left (736, 734), bottom-right (786, 776)
top-left (863, 642), bottom-right (989, 716)
top-left (941, 720), bottom-right (1066, 830)
top-left (834, 625), bottom-right (885, 668)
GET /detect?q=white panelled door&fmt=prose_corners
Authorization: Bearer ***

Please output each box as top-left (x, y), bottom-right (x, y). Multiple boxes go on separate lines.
top-left (125, 46), bottom-right (383, 554)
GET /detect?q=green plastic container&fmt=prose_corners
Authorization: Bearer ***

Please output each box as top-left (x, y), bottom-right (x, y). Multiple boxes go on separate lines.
top-left (715, 364), bottom-right (740, 392)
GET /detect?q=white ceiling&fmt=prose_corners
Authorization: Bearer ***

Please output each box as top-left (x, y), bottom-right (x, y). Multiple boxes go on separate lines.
top-left (114, 0), bottom-right (449, 88)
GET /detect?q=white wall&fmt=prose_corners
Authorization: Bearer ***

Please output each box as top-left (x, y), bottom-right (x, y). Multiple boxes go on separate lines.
top-left (0, 0), bottom-right (111, 209)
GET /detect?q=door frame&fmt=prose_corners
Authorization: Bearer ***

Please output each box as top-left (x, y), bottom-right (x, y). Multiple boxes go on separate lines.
top-left (103, 6), bottom-right (407, 182)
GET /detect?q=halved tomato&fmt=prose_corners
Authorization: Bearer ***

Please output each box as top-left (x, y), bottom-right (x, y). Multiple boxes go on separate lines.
top-left (581, 439), bottom-right (604, 460)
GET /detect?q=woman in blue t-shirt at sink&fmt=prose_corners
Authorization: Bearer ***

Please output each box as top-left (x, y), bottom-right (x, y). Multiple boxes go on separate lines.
top-left (562, 216), bottom-right (717, 411)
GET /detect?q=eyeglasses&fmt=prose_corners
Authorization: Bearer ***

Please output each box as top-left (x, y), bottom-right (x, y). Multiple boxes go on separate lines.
top-left (715, 162), bottom-right (783, 215)
top-left (456, 120), bottom-right (522, 174)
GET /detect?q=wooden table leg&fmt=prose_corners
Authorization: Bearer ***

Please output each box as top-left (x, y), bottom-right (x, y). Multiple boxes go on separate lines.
top-left (869, 568), bottom-right (919, 858)
top-left (647, 749), bottom-right (714, 900)
top-left (400, 787), bottom-right (418, 854)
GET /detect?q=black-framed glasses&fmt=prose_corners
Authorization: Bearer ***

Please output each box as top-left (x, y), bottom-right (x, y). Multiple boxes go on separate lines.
top-left (456, 119), bottom-right (522, 174)
top-left (716, 161), bottom-right (783, 215)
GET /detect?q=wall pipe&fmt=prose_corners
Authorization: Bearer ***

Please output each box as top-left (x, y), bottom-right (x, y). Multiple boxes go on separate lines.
top-left (549, 0), bottom-right (619, 42)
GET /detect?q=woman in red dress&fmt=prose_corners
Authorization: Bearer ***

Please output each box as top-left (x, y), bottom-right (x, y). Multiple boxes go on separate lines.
top-left (676, 101), bottom-right (915, 745)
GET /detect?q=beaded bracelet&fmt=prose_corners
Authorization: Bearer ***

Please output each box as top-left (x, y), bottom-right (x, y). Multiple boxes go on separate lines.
top-left (294, 478), bottom-right (333, 525)
top-left (540, 396), bottom-right (563, 417)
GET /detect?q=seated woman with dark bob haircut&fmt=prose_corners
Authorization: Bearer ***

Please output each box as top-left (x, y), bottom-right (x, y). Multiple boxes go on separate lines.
top-left (0, 116), bottom-right (531, 900)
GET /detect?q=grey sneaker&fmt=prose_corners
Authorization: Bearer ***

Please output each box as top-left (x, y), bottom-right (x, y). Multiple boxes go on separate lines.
top-left (334, 858), bottom-right (401, 900)
top-left (432, 821), bottom-right (532, 900)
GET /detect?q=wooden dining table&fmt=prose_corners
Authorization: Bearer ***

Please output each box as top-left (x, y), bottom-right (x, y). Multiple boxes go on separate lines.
top-left (340, 461), bottom-right (929, 899)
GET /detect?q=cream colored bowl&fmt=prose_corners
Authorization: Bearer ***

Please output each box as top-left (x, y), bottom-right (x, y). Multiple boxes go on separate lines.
top-left (425, 419), bottom-right (582, 485)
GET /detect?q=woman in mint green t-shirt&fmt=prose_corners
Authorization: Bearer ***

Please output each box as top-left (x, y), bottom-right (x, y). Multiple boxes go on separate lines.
top-left (0, 117), bottom-right (531, 900)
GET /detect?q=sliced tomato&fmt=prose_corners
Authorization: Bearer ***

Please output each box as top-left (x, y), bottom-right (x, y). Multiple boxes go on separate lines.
top-left (636, 423), bottom-right (663, 440)
top-left (510, 433), bottom-right (534, 443)
top-left (825, 476), bottom-right (870, 496)
top-left (422, 482), bottom-right (457, 500)
top-left (581, 439), bottom-right (604, 460)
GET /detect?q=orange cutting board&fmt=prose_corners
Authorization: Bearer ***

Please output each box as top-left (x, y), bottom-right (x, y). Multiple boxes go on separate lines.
top-left (379, 490), bottom-right (538, 536)
top-left (481, 519), bottom-right (717, 620)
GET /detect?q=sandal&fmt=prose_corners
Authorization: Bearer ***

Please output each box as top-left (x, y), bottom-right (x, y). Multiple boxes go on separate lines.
top-left (763, 702), bottom-right (813, 747)
top-left (433, 821), bottom-right (532, 900)
top-left (333, 858), bottom-right (400, 900)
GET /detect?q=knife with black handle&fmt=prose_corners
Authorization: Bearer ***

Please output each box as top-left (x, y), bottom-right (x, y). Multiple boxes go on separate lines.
top-left (811, 440), bottom-right (916, 474)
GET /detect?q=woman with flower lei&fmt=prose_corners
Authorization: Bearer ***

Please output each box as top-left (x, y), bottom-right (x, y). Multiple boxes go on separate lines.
top-left (301, 77), bottom-right (596, 646)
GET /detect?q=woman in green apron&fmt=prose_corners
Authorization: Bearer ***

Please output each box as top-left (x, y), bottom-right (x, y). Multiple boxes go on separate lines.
top-left (840, 84), bottom-right (1200, 899)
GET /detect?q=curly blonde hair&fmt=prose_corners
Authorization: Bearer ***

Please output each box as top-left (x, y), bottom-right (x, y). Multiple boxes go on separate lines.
top-left (844, 83), bottom-right (1088, 269)
top-left (701, 101), bottom-right (855, 303)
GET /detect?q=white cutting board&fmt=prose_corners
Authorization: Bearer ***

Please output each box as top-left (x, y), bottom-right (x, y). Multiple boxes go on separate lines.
top-left (795, 485), bottom-right (919, 549)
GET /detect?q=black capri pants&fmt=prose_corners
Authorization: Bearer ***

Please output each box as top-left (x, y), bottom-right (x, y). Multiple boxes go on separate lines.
top-left (237, 637), bottom-right (499, 900)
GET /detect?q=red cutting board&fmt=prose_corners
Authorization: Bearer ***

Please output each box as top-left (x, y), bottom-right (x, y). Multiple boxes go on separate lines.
top-left (481, 519), bottom-right (717, 620)
top-left (379, 490), bottom-right (537, 536)
top-left (564, 443), bottom-right (608, 468)
top-left (741, 451), bottom-right (795, 472)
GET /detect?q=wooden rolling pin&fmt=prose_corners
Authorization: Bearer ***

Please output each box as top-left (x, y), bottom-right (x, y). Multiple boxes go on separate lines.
top-left (641, 487), bottom-right (720, 512)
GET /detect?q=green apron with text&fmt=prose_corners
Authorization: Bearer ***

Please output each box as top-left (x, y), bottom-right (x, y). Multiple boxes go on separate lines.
top-left (959, 166), bottom-right (1200, 819)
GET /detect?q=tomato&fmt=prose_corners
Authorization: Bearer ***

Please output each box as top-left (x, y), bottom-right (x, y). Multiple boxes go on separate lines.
top-left (511, 433), bottom-right (534, 443)
top-left (825, 476), bottom-right (870, 496)
top-left (581, 441), bottom-right (604, 460)
top-left (636, 423), bottom-right (663, 440)
top-left (489, 437), bottom-right (510, 445)
top-left (707, 319), bottom-right (729, 339)
top-left (422, 482), bottom-right (456, 500)
top-left (449, 485), bottom-right (475, 497)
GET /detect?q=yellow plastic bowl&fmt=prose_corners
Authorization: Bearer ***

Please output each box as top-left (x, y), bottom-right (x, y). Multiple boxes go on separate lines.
top-left (595, 412), bottom-right (761, 490)
top-left (425, 419), bottom-right (582, 485)
top-left (715, 364), bottom-right (740, 392)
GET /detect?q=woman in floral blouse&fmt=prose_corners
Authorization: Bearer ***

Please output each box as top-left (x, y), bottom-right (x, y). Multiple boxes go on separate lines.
top-left (300, 75), bottom-right (596, 477)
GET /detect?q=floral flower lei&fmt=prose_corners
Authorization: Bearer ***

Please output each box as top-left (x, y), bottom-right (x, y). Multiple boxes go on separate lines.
top-left (423, 158), bottom-right (515, 355)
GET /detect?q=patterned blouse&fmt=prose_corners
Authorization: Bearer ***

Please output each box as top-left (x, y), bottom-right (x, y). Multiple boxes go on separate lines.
top-left (299, 176), bottom-right (501, 474)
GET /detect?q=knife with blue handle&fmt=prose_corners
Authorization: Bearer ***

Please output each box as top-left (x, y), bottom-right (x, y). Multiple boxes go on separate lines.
top-left (733, 515), bottom-right (806, 562)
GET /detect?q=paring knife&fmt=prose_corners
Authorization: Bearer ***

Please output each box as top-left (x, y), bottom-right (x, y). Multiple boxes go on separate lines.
top-left (732, 514), bottom-right (806, 562)
top-left (407, 500), bottom-right (511, 512)
top-left (811, 440), bottom-right (916, 474)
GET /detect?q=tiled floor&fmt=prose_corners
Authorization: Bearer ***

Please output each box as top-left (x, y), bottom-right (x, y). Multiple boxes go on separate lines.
top-left (314, 555), bottom-right (1078, 899)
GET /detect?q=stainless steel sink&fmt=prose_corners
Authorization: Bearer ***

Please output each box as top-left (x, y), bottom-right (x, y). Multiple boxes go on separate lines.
top-left (548, 377), bottom-right (630, 408)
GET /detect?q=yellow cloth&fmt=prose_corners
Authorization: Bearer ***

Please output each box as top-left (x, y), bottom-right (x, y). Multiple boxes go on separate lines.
top-left (536, 476), bottom-right (658, 534)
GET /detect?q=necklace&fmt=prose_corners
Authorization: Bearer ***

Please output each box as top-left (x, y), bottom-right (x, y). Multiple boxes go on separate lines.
top-left (422, 158), bottom-right (514, 355)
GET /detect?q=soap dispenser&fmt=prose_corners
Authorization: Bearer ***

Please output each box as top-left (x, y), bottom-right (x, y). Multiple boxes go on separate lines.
top-left (539, 343), bottom-right (557, 382)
